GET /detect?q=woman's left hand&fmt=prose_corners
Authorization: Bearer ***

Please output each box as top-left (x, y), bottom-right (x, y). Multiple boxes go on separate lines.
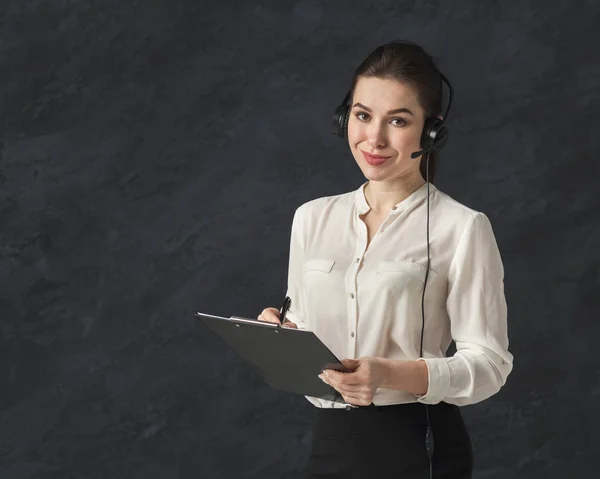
top-left (319, 357), bottom-right (386, 406)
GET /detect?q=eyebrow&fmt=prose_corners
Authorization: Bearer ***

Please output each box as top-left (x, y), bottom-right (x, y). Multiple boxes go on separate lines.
top-left (352, 102), bottom-right (414, 116)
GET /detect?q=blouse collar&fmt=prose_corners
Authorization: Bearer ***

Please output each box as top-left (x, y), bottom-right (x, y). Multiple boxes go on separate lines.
top-left (355, 180), bottom-right (436, 216)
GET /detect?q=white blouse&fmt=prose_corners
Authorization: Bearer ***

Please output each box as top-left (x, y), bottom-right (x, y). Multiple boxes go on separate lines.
top-left (284, 180), bottom-right (513, 409)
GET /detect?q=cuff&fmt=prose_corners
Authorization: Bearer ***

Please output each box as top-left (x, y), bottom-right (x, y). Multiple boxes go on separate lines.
top-left (414, 357), bottom-right (451, 404)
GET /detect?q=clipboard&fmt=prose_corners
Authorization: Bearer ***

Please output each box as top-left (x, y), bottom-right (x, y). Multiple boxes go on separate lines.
top-left (194, 312), bottom-right (351, 404)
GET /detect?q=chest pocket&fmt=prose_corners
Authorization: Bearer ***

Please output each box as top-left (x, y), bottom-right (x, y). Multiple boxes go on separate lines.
top-left (376, 261), bottom-right (438, 292)
top-left (303, 259), bottom-right (335, 274)
top-left (302, 259), bottom-right (338, 314)
top-left (303, 259), bottom-right (336, 291)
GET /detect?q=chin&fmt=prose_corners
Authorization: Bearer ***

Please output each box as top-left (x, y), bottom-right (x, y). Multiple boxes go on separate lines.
top-left (360, 165), bottom-right (392, 181)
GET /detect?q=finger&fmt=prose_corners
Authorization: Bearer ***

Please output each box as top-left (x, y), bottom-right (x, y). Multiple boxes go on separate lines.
top-left (342, 392), bottom-right (372, 406)
top-left (323, 370), bottom-right (361, 386)
top-left (282, 322), bottom-right (297, 328)
top-left (341, 358), bottom-right (361, 371)
top-left (319, 374), bottom-right (361, 392)
top-left (341, 394), bottom-right (364, 406)
top-left (332, 383), bottom-right (363, 394)
top-left (320, 379), bottom-right (347, 399)
top-left (262, 308), bottom-right (282, 323)
top-left (257, 312), bottom-right (281, 324)
top-left (320, 380), bottom-right (364, 404)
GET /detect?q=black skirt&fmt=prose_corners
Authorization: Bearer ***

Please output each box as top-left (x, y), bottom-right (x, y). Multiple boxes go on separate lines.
top-left (303, 401), bottom-right (472, 479)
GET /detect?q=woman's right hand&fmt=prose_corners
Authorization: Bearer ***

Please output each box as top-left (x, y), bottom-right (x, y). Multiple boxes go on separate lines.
top-left (257, 307), bottom-right (298, 328)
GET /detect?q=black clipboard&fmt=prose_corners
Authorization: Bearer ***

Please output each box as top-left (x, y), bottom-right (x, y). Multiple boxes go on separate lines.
top-left (194, 312), bottom-right (351, 404)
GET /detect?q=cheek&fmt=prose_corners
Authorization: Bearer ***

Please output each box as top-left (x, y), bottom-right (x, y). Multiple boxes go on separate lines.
top-left (394, 128), bottom-right (422, 148)
top-left (410, 127), bottom-right (423, 143)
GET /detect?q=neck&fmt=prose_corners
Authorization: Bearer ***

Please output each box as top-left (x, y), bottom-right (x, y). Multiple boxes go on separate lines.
top-left (364, 176), bottom-right (427, 214)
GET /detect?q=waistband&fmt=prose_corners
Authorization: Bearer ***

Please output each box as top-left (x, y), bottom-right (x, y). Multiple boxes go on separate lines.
top-left (312, 401), bottom-right (460, 436)
top-left (317, 401), bottom-right (457, 412)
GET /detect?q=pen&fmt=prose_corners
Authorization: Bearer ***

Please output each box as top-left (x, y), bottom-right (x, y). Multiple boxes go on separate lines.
top-left (279, 296), bottom-right (291, 326)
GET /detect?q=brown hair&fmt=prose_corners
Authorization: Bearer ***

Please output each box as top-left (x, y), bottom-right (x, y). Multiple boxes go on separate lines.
top-left (349, 40), bottom-right (446, 183)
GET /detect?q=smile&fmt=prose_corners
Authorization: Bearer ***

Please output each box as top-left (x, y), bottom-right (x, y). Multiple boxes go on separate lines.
top-left (362, 151), bottom-right (391, 166)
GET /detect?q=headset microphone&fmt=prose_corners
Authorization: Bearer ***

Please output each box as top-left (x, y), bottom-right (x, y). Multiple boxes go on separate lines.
top-left (411, 145), bottom-right (434, 159)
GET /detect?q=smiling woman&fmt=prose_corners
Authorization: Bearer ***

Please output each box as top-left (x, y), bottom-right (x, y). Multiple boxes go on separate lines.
top-left (258, 39), bottom-right (512, 479)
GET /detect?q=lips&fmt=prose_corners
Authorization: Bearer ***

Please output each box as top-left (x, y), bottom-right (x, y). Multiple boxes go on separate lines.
top-left (362, 150), bottom-right (391, 166)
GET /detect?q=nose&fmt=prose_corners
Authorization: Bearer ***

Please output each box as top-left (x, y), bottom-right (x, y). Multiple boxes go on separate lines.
top-left (366, 121), bottom-right (387, 149)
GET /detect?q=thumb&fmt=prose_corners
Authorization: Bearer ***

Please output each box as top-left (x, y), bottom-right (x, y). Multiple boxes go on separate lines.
top-left (341, 358), bottom-right (360, 369)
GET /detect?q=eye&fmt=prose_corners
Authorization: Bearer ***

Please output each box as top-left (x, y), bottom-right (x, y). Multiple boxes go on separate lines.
top-left (355, 112), bottom-right (408, 127)
top-left (390, 118), bottom-right (407, 127)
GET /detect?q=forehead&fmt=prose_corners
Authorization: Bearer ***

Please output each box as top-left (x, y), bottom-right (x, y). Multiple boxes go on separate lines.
top-left (353, 77), bottom-right (422, 112)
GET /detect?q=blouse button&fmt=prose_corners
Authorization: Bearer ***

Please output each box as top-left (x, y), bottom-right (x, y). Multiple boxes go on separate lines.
top-left (356, 258), bottom-right (360, 263)
top-left (351, 332), bottom-right (355, 338)
top-left (350, 293), bottom-right (355, 299)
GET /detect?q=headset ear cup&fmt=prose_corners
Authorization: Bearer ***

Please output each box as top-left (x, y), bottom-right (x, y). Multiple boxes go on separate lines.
top-left (434, 124), bottom-right (449, 150)
top-left (420, 118), bottom-right (448, 152)
top-left (342, 105), bottom-right (350, 139)
top-left (332, 104), bottom-right (350, 138)
top-left (332, 89), bottom-right (353, 139)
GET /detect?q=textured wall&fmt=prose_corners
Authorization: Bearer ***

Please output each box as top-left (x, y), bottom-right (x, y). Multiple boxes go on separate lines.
top-left (1, 1), bottom-right (598, 478)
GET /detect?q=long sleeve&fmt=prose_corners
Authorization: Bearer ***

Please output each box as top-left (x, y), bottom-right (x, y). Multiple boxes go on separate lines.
top-left (284, 206), bottom-right (309, 331)
top-left (416, 212), bottom-right (514, 406)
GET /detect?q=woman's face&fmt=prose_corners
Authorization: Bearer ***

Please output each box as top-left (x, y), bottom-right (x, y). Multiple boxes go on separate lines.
top-left (347, 76), bottom-right (429, 183)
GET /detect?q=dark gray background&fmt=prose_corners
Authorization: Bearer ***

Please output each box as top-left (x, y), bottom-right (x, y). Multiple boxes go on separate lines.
top-left (1, 0), bottom-right (598, 478)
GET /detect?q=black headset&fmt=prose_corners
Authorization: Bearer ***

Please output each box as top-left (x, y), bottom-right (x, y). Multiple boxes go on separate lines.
top-left (331, 68), bottom-right (455, 479)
